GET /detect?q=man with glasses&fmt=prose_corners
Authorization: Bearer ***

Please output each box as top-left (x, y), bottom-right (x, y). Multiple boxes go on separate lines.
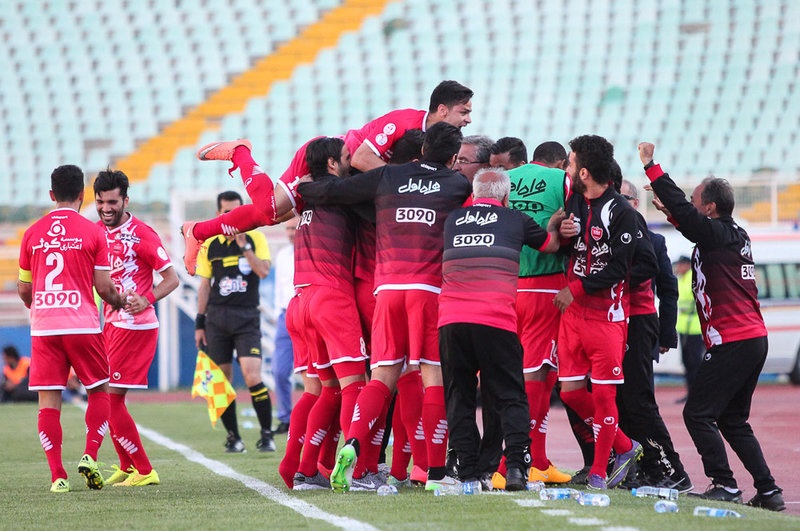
top-left (453, 135), bottom-right (493, 182)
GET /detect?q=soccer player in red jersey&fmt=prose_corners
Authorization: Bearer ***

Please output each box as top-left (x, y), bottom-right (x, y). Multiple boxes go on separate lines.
top-left (94, 170), bottom-right (180, 487)
top-left (18, 165), bottom-right (128, 493)
top-left (285, 137), bottom-right (371, 491)
top-left (555, 135), bottom-right (643, 490)
top-left (297, 122), bottom-right (472, 493)
top-left (181, 80), bottom-right (473, 275)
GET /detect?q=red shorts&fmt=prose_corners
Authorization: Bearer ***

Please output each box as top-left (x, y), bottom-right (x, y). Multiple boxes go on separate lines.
top-left (371, 289), bottom-right (439, 368)
top-left (285, 295), bottom-right (311, 375)
top-left (557, 308), bottom-right (626, 384)
top-left (104, 324), bottom-right (158, 389)
top-left (517, 290), bottom-right (561, 372)
top-left (292, 285), bottom-right (366, 381)
top-left (29, 334), bottom-right (109, 390)
top-left (354, 277), bottom-right (376, 350)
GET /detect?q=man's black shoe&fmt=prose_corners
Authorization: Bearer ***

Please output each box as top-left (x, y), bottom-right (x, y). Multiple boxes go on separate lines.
top-left (688, 483), bottom-right (742, 503)
top-left (505, 467), bottom-right (526, 492)
top-left (748, 488), bottom-right (786, 512)
top-left (274, 421), bottom-right (290, 435)
top-left (656, 470), bottom-right (694, 494)
top-left (568, 465), bottom-right (590, 485)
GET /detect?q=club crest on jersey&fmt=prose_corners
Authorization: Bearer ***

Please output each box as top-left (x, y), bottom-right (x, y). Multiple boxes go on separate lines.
top-left (398, 178), bottom-right (440, 195)
top-left (591, 226), bottom-right (603, 241)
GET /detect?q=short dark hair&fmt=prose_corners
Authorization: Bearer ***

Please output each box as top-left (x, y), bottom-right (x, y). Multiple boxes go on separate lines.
top-left (700, 176), bottom-right (735, 217)
top-left (305, 136), bottom-right (345, 178)
top-left (422, 122), bottom-right (463, 165)
top-left (532, 141), bottom-right (567, 165)
top-left (93, 168), bottom-right (129, 198)
top-left (428, 80), bottom-right (473, 113)
top-left (568, 135), bottom-right (615, 185)
top-left (216, 190), bottom-right (243, 211)
top-left (490, 137), bottom-right (528, 166)
top-left (2, 345), bottom-right (20, 361)
top-left (610, 160), bottom-right (623, 192)
top-left (462, 135), bottom-right (494, 164)
top-left (50, 165), bottom-right (85, 202)
top-left (390, 129), bottom-right (424, 164)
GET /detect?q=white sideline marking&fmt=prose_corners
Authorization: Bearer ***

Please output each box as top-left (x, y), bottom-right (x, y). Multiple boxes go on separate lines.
top-left (515, 499), bottom-right (548, 507)
top-left (569, 517), bottom-right (607, 526)
top-left (75, 402), bottom-right (378, 531)
top-left (541, 509), bottom-right (574, 516)
top-left (137, 425), bottom-right (380, 531)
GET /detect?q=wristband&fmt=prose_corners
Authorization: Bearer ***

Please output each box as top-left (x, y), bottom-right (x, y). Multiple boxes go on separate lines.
top-left (643, 160), bottom-right (655, 170)
top-left (242, 243), bottom-right (253, 252)
top-left (195, 313), bottom-right (206, 330)
top-left (145, 292), bottom-right (156, 305)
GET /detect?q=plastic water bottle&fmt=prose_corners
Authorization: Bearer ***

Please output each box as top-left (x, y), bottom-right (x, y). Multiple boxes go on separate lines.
top-left (376, 485), bottom-right (398, 496)
top-left (526, 480), bottom-right (545, 492)
top-left (577, 493), bottom-right (611, 506)
top-left (539, 488), bottom-right (578, 500)
top-left (631, 486), bottom-right (679, 500)
top-left (693, 506), bottom-right (743, 518)
top-left (654, 500), bottom-right (679, 513)
top-left (432, 484), bottom-right (462, 496)
top-left (462, 480), bottom-right (482, 495)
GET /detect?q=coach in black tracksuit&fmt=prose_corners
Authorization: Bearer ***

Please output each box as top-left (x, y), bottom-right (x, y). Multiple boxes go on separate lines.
top-left (641, 142), bottom-right (784, 511)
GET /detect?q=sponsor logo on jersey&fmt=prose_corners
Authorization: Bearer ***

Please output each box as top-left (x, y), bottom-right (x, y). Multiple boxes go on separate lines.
top-left (383, 123), bottom-right (396, 135)
top-left (740, 240), bottom-right (752, 258)
top-left (118, 233), bottom-right (141, 244)
top-left (219, 275), bottom-right (249, 296)
top-left (511, 178), bottom-right (546, 197)
top-left (455, 210), bottom-right (498, 226)
top-left (591, 226), bottom-right (603, 241)
top-left (453, 233), bottom-right (495, 247)
top-left (398, 178), bottom-right (441, 195)
top-left (591, 243), bottom-right (610, 256)
top-left (396, 207), bottom-right (436, 226)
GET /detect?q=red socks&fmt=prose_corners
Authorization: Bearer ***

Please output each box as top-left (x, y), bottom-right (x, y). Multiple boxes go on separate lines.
top-left (340, 380), bottom-right (365, 439)
top-left (109, 393), bottom-right (151, 475)
top-left (526, 379), bottom-right (550, 470)
top-left (279, 391), bottom-right (318, 488)
top-left (396, 371), bottom-right (427, 470)
top-left (422, 385), bottom-right (448, 469)
top-left (389, 396), bottom-right (412, 480)
top-left (297, 386), bottom-right (341, 477)
top-left (84, 391), bottom-right (110, 459)
top-left (38, 408), bottom-right (67, 482)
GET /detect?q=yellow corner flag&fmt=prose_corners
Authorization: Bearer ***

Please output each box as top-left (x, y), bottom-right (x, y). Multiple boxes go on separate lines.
top-left (191, 349), bottom-right (236, 428)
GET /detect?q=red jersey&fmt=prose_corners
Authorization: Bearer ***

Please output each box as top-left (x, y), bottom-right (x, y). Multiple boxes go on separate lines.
top-left (293, 175), bottom-right (358, 291)
top-left (276, 136), bottom-right (321, 214)
top-left (98, 214), bottom-right (173, 330)
top-left (344, 108), bottom-right (427, 162)
top-left (19, 208), bottom-right (110, 336)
